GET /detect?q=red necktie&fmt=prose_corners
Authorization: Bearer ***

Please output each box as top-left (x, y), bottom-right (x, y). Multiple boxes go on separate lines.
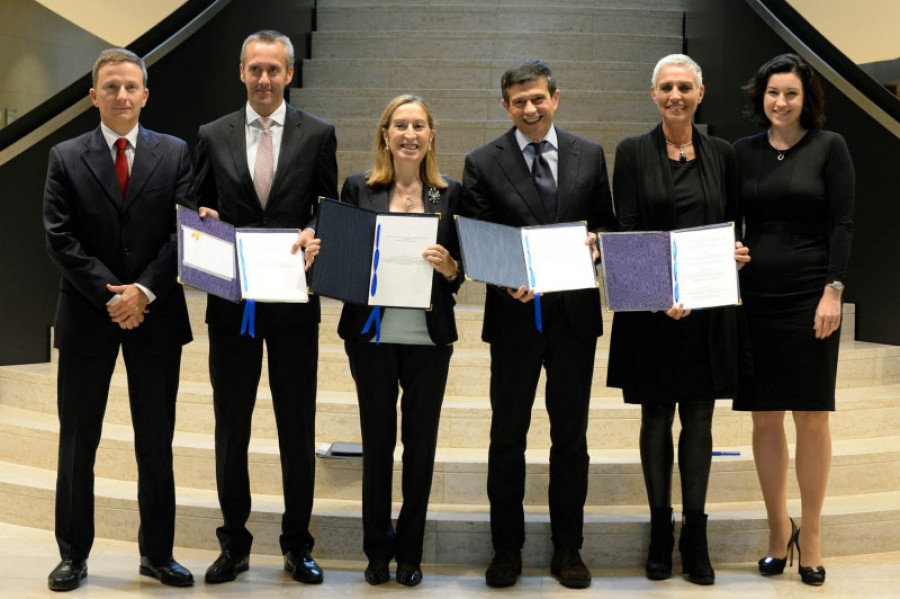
top-left (115, 137), bottom-right (129, 195)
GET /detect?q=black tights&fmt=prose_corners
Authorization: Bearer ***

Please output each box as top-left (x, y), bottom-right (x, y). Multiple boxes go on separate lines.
top-left (640, 401), bottom-right (715, 513)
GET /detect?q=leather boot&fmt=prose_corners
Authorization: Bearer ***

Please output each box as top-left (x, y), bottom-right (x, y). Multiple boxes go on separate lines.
top-left (646, 507), bottom-right (674, 580)
top-left (679, 511), bottom-right (715, 585)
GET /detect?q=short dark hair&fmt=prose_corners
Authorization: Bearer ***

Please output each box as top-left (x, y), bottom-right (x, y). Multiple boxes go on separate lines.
top-left (500, 59), bottom-right (557, 103)
top-left (741, 53), bottom-right (825, 129)
top-left (92, 48), bottom-right (147, 87)
top-left (240, 30), bottom-right (295, 69)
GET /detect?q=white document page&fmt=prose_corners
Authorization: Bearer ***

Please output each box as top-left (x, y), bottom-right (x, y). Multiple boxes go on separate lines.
top-left (181, 225), bottom-right (235, 280)
top-left (235, 231), bottom-right (308, 303)
top-left (368, 214), bottom-right (438, 308)
top-left (521, 223), bottom-right (597, 294)
top-left (669, 223), bottom-right (739, 309)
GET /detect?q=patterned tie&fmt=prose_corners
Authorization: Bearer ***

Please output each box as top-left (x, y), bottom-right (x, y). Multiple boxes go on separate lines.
top-left (114, 137), bottom-right (129, 195)
top-left (530, 141), bottom-right (557, 222)
top-left (253, 116), bottom-right (275, 209)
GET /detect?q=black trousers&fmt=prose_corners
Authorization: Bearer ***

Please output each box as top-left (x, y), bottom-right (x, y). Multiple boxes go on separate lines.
top-left (208, 320), bottom-right (318, 556)
top-left (487, 312), bottom-right (597, 551)
top-left (55, 341), bottom-right (181, 561)
top-left (345, 341), bottom-right (452, 565)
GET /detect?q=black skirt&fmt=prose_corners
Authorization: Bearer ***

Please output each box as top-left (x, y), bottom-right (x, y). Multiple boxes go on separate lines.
top-left (733, 291), bottom-right (839, 411)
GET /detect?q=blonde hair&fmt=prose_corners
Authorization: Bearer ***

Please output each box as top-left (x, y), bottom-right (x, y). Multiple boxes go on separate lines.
top-left (366, 94), bottom-right (447, 189)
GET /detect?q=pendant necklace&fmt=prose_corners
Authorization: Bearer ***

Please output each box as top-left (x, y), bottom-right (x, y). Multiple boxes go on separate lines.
top-left (404, 197), bottom-right (414, 209)
top-left (666, 139), bottom-right (693, 163)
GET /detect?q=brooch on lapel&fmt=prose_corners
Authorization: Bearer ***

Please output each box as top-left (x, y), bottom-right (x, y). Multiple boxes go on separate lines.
top-left (427, 187), bottom-right (440, 205)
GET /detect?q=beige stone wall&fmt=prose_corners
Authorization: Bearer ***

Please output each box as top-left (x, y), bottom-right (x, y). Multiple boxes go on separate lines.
top-left (0, 0), bottom-right (107, 127)
top-left (788, 0), bottom-right (900, 64)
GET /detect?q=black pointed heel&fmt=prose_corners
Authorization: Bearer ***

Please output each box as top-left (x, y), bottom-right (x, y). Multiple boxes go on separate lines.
top-left (758, 517), bottom-right (797, 575)
top-left (794, 527), bottom-right (826, 585)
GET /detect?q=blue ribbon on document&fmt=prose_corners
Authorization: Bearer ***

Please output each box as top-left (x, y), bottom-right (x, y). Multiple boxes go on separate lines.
top-left (672, 239), bottom-right (680, 304)
top-left (362, 223), bottom-right (383, 343)
top-left (238, 238), bottom-right (256, 337)
top-left (524, 235), bottom-right (542, 333)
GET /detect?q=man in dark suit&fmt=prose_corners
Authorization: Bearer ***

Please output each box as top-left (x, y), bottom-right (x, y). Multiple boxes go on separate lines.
top-left (461, 59), bottom-right (617, 589)
top-left (43, 48), bottom-right (194, 591)
top-left (188, 30), bottom-right (337, 584)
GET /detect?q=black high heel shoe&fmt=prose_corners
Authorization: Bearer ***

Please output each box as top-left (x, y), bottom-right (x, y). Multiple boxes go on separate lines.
top-left (794, 527), bottom-right (827, 585)
top-left (758, 517), bottom-right (798, 575)
top-left (364, 558), bottom-right (390, 585)
top-left (396, 563), bottom-right (423, 587)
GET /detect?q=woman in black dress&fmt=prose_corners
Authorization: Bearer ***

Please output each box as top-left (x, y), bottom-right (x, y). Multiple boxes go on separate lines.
top-left (734, 54), bottom-right (854, 586)
top-left (606, 54), bottom-right (748, 585)
top-left (305, 95), bottom-right (462, 587)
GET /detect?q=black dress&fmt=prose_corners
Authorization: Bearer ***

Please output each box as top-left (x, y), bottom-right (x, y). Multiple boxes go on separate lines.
top-left (606, 124), bottom-right (741, 404)
top-left (733, 129), bottom-right (854, 411)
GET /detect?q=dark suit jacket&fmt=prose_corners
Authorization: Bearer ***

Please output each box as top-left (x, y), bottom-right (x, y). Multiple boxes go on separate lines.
top-left (43, 126), bottom-right (193, 356)
top-left (188, 103), bottom-right (338, 330)
top-left (461, 126), bottom-right (616, 343)
top-left (336, 173), bottom-right (463, 345)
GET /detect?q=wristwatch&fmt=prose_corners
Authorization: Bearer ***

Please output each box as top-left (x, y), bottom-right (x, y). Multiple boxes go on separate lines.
top-left (826, 280), bottom-right (845, 292)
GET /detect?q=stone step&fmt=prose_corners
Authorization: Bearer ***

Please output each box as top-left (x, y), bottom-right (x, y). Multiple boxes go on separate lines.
top-left (316, 6), bottom-right (683, 36)
top-left (291, 88), bottom-right (660, 123)
top-left (301, 59), bottom-right (656, 92)
top-left (317, 0), bottom-right (689, 10)
top-left (1, 460), bottom-right (896, 565)
top-left (309, 31), bottom-right (681, 64)
top-left (3, 347), bottom-right (898, 446)
top-left (3, 401), bottom-right (900, 507)
top-left (185, 296), bottom-right (504, 350)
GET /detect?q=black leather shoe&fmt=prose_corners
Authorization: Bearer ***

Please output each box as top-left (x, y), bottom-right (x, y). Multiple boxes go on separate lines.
top-left (396, 562), bottom-right (423, 587)
top-left (550, 547), bottom-right (592, 589)
top-left (139, 556), bottom-right (194, 587)
top-left (284, 549), bottom-right (324, 584)
top-left (48, 558), bottom-right (87, 591)
top-left (204, 551), bottom-right (249, 583)
top-left (485, 548), bottom-right (522, 587)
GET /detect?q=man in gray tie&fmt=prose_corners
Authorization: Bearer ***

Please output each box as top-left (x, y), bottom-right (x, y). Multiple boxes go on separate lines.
top-left (461, 59), bottom-right (617, 589)
top-left (187, 30), bottom-right (338, 584)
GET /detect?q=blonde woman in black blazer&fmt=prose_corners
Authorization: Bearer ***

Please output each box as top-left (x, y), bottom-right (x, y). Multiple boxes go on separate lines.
top-left (307, 94), bottom-right (461, 587)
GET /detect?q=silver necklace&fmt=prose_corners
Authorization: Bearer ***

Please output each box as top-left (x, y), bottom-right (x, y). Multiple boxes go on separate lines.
top-left (666, 139), bottom-right (693, 163)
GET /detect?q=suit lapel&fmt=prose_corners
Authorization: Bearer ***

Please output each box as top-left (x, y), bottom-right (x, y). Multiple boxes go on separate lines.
top-left (368, 185), bottom-right (390, 213)
top-left (122, 127), bottom-right (161, 213)
top-left (82, 127), bottom-right (124, 209)
top-left (555, 130), bottom-right (582, 222)
top-left (229, 110), bottom-right (257, 204)
top-left (269, 105), bottom-right (304, 206)
top-left (495, 128), bottom-right (547, 223)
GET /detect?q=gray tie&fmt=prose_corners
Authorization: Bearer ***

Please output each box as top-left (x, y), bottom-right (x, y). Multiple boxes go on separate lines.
top-left (530, 141), bottom-right (557, 222)
top-left (253, 116), bottom-right (274, 208)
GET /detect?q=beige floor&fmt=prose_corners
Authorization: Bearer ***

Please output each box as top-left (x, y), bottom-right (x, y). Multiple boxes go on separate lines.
top-left (6, 522), bottom-right (898, 598)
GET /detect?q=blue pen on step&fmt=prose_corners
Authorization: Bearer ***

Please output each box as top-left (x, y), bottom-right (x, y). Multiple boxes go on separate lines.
top-left (711, 451), bottom-right (741, 456)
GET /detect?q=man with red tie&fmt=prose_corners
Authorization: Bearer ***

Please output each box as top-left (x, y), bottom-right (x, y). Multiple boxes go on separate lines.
top-left (43, 48), bottom-right (194, 591)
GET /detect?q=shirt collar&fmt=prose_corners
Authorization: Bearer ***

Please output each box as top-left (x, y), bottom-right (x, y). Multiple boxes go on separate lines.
top-left (246, 100), bottom-right (287, 127)
top-left (99, 123), bottom-right (139, 150)
top-left (514, 125), bottom-right (558, 153)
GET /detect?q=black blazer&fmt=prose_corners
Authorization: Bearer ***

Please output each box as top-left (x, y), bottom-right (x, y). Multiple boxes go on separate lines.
top-left (336, 173), bottom-right (463, 345)
top-left (461, 126), bottom-right (616, 343)
top-left (188, 103), bottom-right (338, 330)
top-left (43, 125), bottom-right (192, 356)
